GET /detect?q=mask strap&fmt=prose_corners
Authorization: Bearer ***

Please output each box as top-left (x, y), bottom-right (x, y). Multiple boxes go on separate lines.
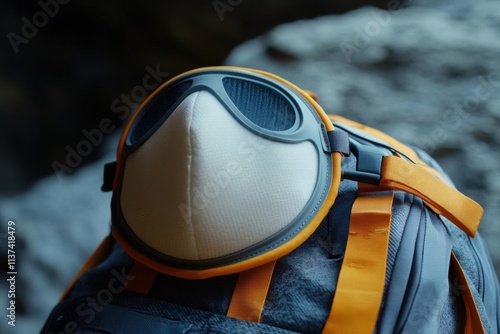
top-left (226, 260), bottom-right (276, 322)
top-left (342, 141), bottom-right (483, 237)
top-left (379, 156), bottom-right (482, 237)
top-left (124, 261), bottom-right (158, 295)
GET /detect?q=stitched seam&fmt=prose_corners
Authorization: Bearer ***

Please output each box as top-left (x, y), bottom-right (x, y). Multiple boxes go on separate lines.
top-left (186, 91), bottom-right (200, 260)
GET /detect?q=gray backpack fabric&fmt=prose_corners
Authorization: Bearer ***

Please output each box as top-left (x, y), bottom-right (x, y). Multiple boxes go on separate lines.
top-left (41, 66), bottom-right (499, 333)
top-left (41, 121), bottom-right (500, 334)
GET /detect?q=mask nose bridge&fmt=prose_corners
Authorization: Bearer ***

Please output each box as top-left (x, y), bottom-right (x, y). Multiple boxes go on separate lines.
top-left (183, 74), bottom-right (229, 106)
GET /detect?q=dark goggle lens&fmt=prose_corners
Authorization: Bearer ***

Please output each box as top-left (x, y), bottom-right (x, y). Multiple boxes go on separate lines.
top-left (130, 80), bottom-right (192, 144)
top-left (222, 77), bottom-right (296, 131)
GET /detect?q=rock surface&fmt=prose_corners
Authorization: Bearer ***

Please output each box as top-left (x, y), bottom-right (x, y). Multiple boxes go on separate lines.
top-left (0, 135), bottom-right (117, 334)
top-left (225, 0), bottom-right (500, 275)
top-left (2, 1), bottom-right (500, 333)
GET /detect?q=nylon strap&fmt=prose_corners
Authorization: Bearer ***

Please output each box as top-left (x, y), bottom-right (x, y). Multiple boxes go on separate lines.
top-left (226, 260), bottom-right (276, 322)
top-left (323, 192), bottom-right (394, 334)
top-left (56, 301), bottom-right (191, 333)
top-left (380, 156), bottom-right (482, 237)
top-left (450, 252), bottom-right (486, 334)
top-left (59, 234), bottom-right (115, 301)
top-left (124, 261), bottom-right (158, 295)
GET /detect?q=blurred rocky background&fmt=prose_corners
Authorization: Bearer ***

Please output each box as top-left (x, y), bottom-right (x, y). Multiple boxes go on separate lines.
top-left (0, 0), bottom-right (388, 195)
top-left (1, 0), bottom-right (499, 333)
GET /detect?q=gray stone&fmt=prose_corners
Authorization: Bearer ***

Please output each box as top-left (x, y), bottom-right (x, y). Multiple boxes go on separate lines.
top-left (0, 136), bottom-right (117, 334)
top-left (225, 1), bottom-right (500, 278)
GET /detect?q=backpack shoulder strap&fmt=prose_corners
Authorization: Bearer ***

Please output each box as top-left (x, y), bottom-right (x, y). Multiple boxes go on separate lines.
top-left (380, 156), bottom-right (482, 237)
top-left (323, 188), bottom-right (394, 333)
top-left (331, 115), bottom-right (483, 237)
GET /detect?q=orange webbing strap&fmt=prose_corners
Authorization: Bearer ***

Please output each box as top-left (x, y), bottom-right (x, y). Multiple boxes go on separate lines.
top-left (380, 156), bottom-right (483, 237)
top-left (226, 260), bottom-right (276, 323)
top-left (329, 114), bottom-right (448, 182)
top-left (323, 192), bottom-right (394, 334)
top-left (124, 261), bottom-right (158, 295)
top-left (59, 234), bottom-right (115, 301)
top-left (329, 113), bottom-right (482, 234)
top-left (451, 252), bottom-right (486, 334)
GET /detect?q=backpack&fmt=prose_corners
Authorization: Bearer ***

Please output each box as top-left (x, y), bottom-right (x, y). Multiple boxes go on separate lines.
top-left (41, 66), bottom-right (500, 334)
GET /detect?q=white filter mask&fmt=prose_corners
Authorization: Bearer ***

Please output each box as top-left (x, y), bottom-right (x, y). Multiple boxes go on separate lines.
top-left (121, 91), bottom-right (319, 261)
top-left (110, 67), bottom-right (343, 278)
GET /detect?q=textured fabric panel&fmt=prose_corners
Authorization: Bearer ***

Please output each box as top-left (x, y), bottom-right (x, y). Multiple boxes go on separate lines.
top-left (149, 271), bottom-right (238, 315)
top-left (396, 209), bottom-right (455, 333)
top-left (68, 243), bottom-right (134, 300)
top-left (415, 145), bottom-right (500, 332)
top-left (121, 91), bottom-right (319, 260)
top-left (377, 194), bottom-right (422, 333)
top-left (437, 267), bottom-right (466, 334)
top-left (261, 219), bottom-right (340, 333)
top-left (385, 192), bottom-right (413, 286)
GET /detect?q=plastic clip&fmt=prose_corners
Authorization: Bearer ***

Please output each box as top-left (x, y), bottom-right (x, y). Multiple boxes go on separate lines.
top-left (341, 139), bottom-right (388, 185)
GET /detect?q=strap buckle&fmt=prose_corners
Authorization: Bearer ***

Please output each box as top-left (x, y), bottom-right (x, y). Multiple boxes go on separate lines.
top-left (341, 139), bottom-right (388, 185)
top-left (101, 162), bottom-right (117, 192)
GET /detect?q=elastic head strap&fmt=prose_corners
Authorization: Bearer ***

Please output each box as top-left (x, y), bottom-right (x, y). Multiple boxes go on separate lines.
top-left (226, 260), bottom-right (277, 323)
top-left (380, 156), bottom-right (482, 237)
